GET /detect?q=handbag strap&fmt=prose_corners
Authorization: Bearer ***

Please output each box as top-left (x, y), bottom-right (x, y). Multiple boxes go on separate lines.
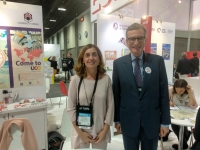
top-left (77, 71), bottom-right (99, 106)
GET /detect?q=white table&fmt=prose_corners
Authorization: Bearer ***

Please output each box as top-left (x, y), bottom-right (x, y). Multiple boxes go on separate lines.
top-left (170, 106), bottom-right (198, 150)
top-left (171, 119), bottom-right (194, 150)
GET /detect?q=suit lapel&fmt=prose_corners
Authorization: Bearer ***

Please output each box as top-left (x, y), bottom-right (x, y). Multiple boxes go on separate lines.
top-left (140, 53), bottom-right (152, 97)
top-left (121, 54), bottom-right (139, 94)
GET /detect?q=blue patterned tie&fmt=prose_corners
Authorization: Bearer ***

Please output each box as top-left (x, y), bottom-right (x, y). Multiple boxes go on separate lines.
top-left (134, 58), bottom-right (143, 87)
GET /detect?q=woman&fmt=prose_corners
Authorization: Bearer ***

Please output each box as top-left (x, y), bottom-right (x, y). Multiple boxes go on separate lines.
top-left (169, 79), bottom-right (197, 150)
top-left (67, 44), bottom-right (114, 149)
top-left (48, 56), bottom-right (58, 76)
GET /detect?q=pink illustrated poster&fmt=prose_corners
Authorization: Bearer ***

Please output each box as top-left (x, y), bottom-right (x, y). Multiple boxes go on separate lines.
top-left (105, 51), bottom-right (117, 71)
top-left (0, 29), bottom-right (10, 88)
top-left (10, 29), bottom-right (44, 87)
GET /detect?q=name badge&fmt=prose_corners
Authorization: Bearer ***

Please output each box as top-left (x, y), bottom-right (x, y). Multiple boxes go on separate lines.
top-left (76, 105), bottom-right (93, 127)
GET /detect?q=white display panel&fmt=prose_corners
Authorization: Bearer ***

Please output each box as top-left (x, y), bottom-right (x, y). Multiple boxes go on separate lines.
top-left (151, 20), bottom-right (176, 83)
top-left (97, 14), bottom-right (140, 79)
top-left (0, 2), bottom-right (45, 100)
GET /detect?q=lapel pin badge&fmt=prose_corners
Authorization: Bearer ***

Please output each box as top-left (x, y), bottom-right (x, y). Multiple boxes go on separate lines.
top-left (145, 67), bottom-right (151, 74)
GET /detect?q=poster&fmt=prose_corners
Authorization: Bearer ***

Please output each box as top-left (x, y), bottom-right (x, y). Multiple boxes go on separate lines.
top-left (0, 29), bottom-right (10, 88)
top-left (10, 29), bottom-right (44, 87)
top-left (105, 51), bottom-right (117, 70)
top-left (162, 43), bottom-right (171, 60)
top-left (121, 48), bottom-right (130, 56)
top-left (150, 43), bottom-right (157, 54)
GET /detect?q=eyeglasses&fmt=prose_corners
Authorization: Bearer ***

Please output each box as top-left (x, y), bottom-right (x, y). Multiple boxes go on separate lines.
top-left (127, 36), bottom-right (145, 43)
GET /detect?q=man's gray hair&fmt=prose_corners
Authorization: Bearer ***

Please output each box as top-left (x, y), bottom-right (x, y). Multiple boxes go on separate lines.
top-left (126, 23), bottom-right (147, 39)
top-left (181, 52), bottom-right (187, 57)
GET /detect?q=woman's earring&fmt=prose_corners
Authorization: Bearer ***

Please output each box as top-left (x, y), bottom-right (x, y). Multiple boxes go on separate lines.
top-left (82, 63), bottom-right (85, 67)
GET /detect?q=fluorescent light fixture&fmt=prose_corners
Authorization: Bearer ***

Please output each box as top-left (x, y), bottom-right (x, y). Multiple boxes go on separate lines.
top-left (58, 8), bottom-right (66, 11)
top-left (50, 19), bottom-right (56, 22)
top-left (44, 27), bottom-right (49, 29)
top-left (178, 0), bottom-right (182, 3)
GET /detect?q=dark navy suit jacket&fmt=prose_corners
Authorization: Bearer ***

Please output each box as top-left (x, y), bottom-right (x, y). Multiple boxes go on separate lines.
top-left (112, 52), bottom-right (170, 139)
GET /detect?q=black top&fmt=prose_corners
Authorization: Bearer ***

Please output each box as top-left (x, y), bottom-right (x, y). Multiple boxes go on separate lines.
top-left (176, 58), bottom-right (191, 74)
top-left (190, 57), bottom-right (199, 73)
top-left (48, 57), bottom-right (58, 69)
top-left (61, 57), bottom-right (74, 71)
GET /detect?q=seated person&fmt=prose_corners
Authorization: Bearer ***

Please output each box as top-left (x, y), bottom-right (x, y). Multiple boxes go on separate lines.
top-left (169, 79), bottom-right (197, 150)
top-left (190, 108), bottom-right (200, 150)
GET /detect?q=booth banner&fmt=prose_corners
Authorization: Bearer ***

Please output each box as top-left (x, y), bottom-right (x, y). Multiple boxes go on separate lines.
top-left (0, 29), bottom-right (10, 89)
top-left (97, 14), bottom-right (140, 78)
top-left (105, 51), bottom-right (117, 70)
top-left (151, 20), bottom-right (175, 83)
top-left (91, 0), bottom-right (136, 22)
top-left (10, 28), bottom-right (44, 87)
top-left (0, 2), bottom-right (43, 28)
top-left (141, 16), bottom-right (152, 53)
top-left (0, 2), bottom-right (44, 89)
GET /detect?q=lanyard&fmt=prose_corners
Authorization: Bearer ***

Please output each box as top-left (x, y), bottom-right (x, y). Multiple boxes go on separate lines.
top-left (77, 71), bottom-right (99, 107)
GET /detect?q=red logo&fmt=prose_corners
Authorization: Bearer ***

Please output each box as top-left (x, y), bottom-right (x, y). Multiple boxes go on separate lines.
top-left (92, 0), bottom-right (114, 15)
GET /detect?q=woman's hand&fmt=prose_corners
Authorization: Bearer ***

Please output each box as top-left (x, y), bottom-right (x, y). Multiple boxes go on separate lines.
top-left (170, 101), bottom-right (174, 107)
top-left (79, 131), bottom-right (94, 144)
top-left (94, 130), bottom-right (107, 143)
top-left (94, 123), bottom-right (109, 143)
top-left (186, 85), bottom-right (192, 93)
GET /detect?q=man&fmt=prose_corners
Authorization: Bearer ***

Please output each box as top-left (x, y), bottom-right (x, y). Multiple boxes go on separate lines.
top-left (112, 23), bottom-right (170, 150)
top-left (190, 52), bottom-right (199, 77)
top-left (176, 52), bottom-right (190, 79)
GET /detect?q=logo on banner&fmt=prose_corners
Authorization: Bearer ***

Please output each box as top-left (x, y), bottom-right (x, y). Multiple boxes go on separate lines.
top-left (92, 0), bottom-right (113, 15)
top-left (168, 29), bottom-right (174, 34)
top-left (162, 29), bottom-right (166, 33)
top-left (24, 12), bottom-right (33, 23)
top-left (157, 28), bottom-right (161, 33)
top-left (113, 23), bottom-right (118, 30)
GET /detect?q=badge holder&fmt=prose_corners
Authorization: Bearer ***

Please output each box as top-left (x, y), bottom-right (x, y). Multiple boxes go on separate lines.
top-left (76, 72), bottom-right (98, 128)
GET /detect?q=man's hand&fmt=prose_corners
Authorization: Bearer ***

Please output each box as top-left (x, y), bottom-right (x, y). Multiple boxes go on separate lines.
top-left (159, 126), bottom-right (169, 137)
top-left (170, 101), bottom-right (174, 107)
top-left (115, 123), bottom-right (122, 134)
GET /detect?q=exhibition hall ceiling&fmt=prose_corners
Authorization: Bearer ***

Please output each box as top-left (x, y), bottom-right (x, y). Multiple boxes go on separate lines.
top-left (5, 0), bottom-right (90, 40)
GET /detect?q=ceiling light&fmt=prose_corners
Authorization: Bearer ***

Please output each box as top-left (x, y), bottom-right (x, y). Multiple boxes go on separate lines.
top-left (58, 8), bottom-right (66, 11)
top-left (50, 20), bottom-right (56, 22)
top-left (193, 19), bottom-right (200, 24)
top-left (178, 0), bottom-right (182, 3)
top-left (143, 15), bottom-right (147, 19)
top-left (44, 27), bottom-right (49, 29)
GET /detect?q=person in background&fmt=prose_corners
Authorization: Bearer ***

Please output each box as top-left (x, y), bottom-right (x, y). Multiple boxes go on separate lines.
top-left (67, 44), bottom-right (114, 149)
top-left (190, 52), bottom-right (199, 77)
top-left (112, 23), bottom-right (170, 150)
top-left (169, 79), bottom-right (197, 150)
top-left (176, 52), bottom-right (190, 79)
top-left (67, 52), bottom-right (74, 77)
top-left (48, 56), bottom-right (58, 76)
